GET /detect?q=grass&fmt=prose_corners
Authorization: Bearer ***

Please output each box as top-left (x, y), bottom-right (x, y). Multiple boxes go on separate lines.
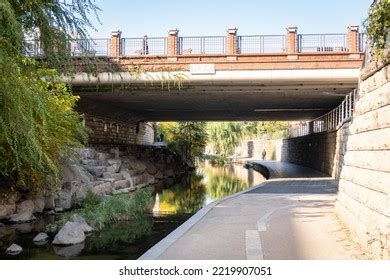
top-left (52, 189), bottom-right (153, 231)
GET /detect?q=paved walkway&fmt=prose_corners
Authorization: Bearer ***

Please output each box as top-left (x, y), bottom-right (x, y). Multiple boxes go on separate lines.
top-left (139, 161), bottom-right (366, 260)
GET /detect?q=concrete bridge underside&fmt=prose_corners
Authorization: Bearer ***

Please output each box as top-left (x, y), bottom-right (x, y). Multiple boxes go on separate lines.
top-left (74, 68), bottom-right (359, 122)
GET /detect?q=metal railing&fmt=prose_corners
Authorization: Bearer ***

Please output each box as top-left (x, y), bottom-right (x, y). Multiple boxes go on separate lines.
top-left (24, 38), bottom-right (110, 57)
top-left (178, 36), bottom-right (226, 54)
top-left (238, 35), bottom-right (286, 53)
top-left (287, 89), bottom-right (358, 138)
top-left (121, 37), bottom-right (167, 55)
top-left (298, 33), bottom-right (348, 52)
top-left (69, 39), bottom-right (110, 56)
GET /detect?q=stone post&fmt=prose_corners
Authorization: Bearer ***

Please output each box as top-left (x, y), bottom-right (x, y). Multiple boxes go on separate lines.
top-left (110, 30), bottom-right (122, 57)
top-left (347, 25), bottom-right (359, 52)
top-left (167, 29), bottom-right (179, 56)
top-left (226, 27), bottom-right (238, 54)
top-left (286, 26), bottom-right (298, 54)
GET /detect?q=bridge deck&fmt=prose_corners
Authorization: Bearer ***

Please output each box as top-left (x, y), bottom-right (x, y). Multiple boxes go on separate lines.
top-left (140, 161), bottom-right (366, 260)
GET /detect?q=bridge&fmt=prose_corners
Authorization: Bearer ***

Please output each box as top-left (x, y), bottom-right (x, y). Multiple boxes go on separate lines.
top-left (47, 25), bottom-right (366, 122)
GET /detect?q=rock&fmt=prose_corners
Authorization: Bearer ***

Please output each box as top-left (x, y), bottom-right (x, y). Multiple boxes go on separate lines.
top-left (102, 172), bottom-right (112, 178)
top-left (8, 212), bottom-right (36, 223)
top-left (17, 200), bottom-right (34, 213)
top-left (53, 243), bottom-right (85, 258)
top-left (146, 162), bottom-right (157, 175)
top-left (69, 164), bottom-right (94, 183)
top-left (155, 171), bottom-right (164, 180)
top-left (52, 221), bottom-right (85, 245)
top-left (33, 232), bottom-right (49, 244)
top-left (55, 186), bottom-right (72, 210)
top-left (70, 214), bottom-right (93, 233)
top-left (0, 206), bottom-right (7, 220)
top-left (112, 187), bottom-right (135, 195)
top-left (85, 166), bottom-right (107, 177)
top-left (114, 180), bottom-right (129, 190)
top-left (76, 148), bottom-right (96, 160)
top-left (92, 182), bottom-right (112, 195)
top-left (33, 195), bottom-right (45, 214)
top-left (43, 194), bottom-right (55, 210)
top-left (0, 223), bottom-right (4, 227)
top-left (108, 159), bottom-right (122, 173)
top-left (142, 173), bottom-right (155, 185)
top-left (130, 161), bottom-right (146, 174)
top-left (55, 208), bottom-right (64, 213)
top-left (8, 200), bottom-right (36, 223)
top-left (6, 244), bottom-right (23, 255)
top-left (164, 169), bottom-right (175, 178)
top-left (96, 152), bottom-right (110, 161)
top-left (111, 173), bottom-right (124, 181)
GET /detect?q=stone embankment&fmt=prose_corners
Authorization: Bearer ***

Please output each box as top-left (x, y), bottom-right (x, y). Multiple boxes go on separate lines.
top-left (0, 144), bottom-right (189, 222)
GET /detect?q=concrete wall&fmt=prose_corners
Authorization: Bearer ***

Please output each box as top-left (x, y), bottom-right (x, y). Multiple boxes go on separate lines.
top-left (336, 63), bottom-right (390, 259)
top-left (280, 122), bottom-right (349, 178)
top-left (84, 115), bottom-right (155, 145)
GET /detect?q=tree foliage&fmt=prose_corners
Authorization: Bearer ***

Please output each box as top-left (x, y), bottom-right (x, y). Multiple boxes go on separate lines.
top-left (364, 0), bottom-right (390, 60)
top-left (159, 122), bottom-right (208, 161)
top-left (0, 0), bottom-right (99, 192)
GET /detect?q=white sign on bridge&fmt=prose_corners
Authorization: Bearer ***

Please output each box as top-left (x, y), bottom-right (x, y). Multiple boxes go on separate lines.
top-left (189, 64), bottom-right (215, 75)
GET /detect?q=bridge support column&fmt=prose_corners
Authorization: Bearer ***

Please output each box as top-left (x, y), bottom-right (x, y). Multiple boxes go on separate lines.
top-left (226, 27), bottom-right (238, 55)
top-left (167, 29), bottom-right (179, 56)
top-left (286, 26), bottom-right (297, 54)
top-left (347, 25), bottom-right (359, 52)
top-left (110, 30), bottom-right (122, 57)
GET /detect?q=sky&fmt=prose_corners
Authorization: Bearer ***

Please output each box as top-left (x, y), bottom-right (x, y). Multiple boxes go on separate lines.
top-left (87, 0), bottom-right (373, 38)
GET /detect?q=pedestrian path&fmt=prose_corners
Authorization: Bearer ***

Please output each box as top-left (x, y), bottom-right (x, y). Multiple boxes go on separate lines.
top-left (139, 161), bottom-right (367, 260)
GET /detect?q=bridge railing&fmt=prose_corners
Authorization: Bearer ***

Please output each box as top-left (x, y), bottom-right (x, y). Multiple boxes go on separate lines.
top-left (238, 35), bottom-right (286, 53)
top-left (297, 33), bottom-right (348, 52)
top-left (23, 25), bottom-right (365, 57)
top-left (178, 36), bottom-right (226, 55)
top-left (121, 37), bottom-right (167, 55)
top-left (287, 89), bottom-right (358, 138)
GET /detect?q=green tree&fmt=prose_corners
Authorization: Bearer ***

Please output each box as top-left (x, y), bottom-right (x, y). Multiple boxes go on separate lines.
top-left (364, 0), bottom-right (390, 60)
top-left (0, 0), bottom-right (99, 192)
top-left (160, 122), bottom-right (207, 161)
top-left (207, 122), bottom-right (243, 156)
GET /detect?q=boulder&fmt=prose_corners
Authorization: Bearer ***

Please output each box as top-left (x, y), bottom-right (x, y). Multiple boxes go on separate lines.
top-left (33, 232), bottom-right (49, 244)
top-left (96, 152), bottom-right (110, 161)
top-left (43, 194), bottom-right (55, 210)
top-left (142, 173), bottom-right (156, 185)
top-left (52, 222), bottom-right (85, 245)
top-left (155, 171), bottom-right (164, 180)
top-left (0, 222), bottom-right (4, 227)
top-left (112, 187), bottom-right (135, 195)
top-left (8, 212), bottom-right (36, 223)
top-left (32, 195), bottom-right (45, 214)
top-left (76, 148), bottom-right (96, 160)
top-left (164, 169), bottom-right (175, 178)
top-left (54, 186), bottom-right (72, 210)
top-left (146, 162), bottom-right (157, 175)
top-left (102, 172), bottom-right (112, 179)
top-left (114, 180), bottom-right (129, 190)
top-left (69, 164), bottom-right (94, 183)
top-left (53, 243), bottom-right (85, 258)
top-left (92, 182), bottom-right (112, 195)
top-left (130, 161), bottom-right (146, 174)
top-left (108, 159), bottom-right (122, 173)
top-left (85, 166), bottom-right (107, 177)
top-left (8, 200), bottom-right (36, 223)
top-left (111, 173), bottom-right (124, 181)
top-left (6, 243), bottom-right (23, 255)
top-left (0, 206), bottom-right (7, 220)
top-left (70, 214), bottom-right (94, 233)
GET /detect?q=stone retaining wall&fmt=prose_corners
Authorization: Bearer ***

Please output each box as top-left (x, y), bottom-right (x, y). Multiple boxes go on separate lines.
top-left (335, 63), bottom-right (390, 259)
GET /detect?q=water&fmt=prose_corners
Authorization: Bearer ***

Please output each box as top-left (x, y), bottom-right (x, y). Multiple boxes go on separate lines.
top-left (0, 161), bottom-right (265, 259)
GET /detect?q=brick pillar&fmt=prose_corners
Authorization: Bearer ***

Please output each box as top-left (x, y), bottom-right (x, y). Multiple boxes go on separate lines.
top-left (347, 25), bottom-right (359, 52)
top-left (110, 30), bottom-right (122, 57)
top-left (286, 26), bottom-right (297, 54)
top-left (226, 27), bottom-right (238, 54)
top-left (167, 29), bottom-right (179, 56)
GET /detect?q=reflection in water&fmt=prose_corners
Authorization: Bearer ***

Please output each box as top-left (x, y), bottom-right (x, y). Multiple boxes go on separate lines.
top-left (0, 161), bottom-right (265, 260)
top-left (153, 160), bottom-right (266, 215)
